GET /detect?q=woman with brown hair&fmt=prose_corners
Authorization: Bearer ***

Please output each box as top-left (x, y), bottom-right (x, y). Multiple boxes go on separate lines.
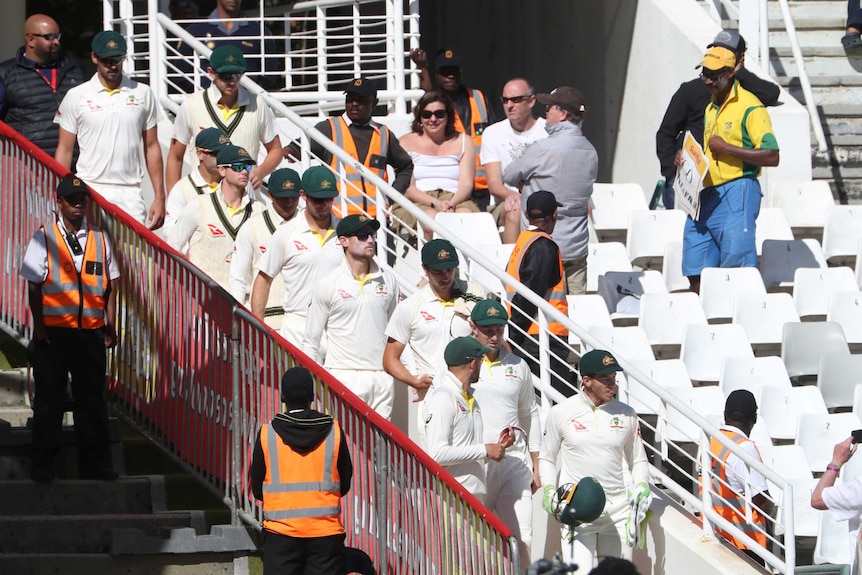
top-left (397, 91), bottom-right (480, 241)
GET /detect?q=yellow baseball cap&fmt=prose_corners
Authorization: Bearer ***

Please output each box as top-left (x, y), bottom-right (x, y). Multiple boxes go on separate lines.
top-left (700, 46), bottom-right (737, 71)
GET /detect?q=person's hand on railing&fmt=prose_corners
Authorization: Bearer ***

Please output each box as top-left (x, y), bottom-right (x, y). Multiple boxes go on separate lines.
top-left (409, 48), bottom-right (428, 70)
top-left (283, 141), bottom-right (301, 162)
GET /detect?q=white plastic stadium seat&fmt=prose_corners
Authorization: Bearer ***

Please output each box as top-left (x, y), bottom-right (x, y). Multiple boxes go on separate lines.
top-left (816, 353), bottom-right (862, 411)
top-left (699, 267), bottom-right (766, 324)
top-left (719, 356), bottom-right (792, 402)
top-left (766, 180), bottom-right (834, 234)
top-left (638, 292), bottom-right (707, 358)
top-left (621, 359), bottom-right (692, 415)
top-left (759, 238), bottom-right (827, 292)
top-left (680, 324), bottom-right (754, 384)
top-left (754, 208), bottom-right (794, 257)
top-left (626, 209), bottom-right (687, 270)
top-left (792, 267), bottom-right (858, 320)
top-left (773, 477), bottom-right (820, 537)
top-left (585, 326), bottom-right (656, 362)
top-left (796, 412), bottom-right (862, 473)
top-left (731, 292), bottom-right (800, 353)
top-left (760, 385), bottom-right (828, 441)
top-left (821, 204), bottom-right (862, 266)
top-left (596, 270), bottom-right (667, 326)
top-left (781, 321), bottom-right (850, 382)
top-left (662, 241), bottom-right (690, 292)
top-left (566, 294), bottom-right (613, 351)
top-left (586, 242), bottom-right (632, 293)
top-left (466, 243), bottom-right (514, 301)
top-left (827, 290), bottom-right (862, 349)
top-left (661, 386), bottom-right (725, 443)
top-left (590, 183), bottom-right (647, 242)
top-left (433, 212), bottom-right (501, 245)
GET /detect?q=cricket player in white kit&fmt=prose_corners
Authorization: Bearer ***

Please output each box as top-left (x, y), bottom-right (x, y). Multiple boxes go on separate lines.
top-left (423, 337), bottom-right (509, 500)
top-left (302, 214), bottom-right (400, 419)
top-left (539, 349), bottom-right (651, 570)
top-left (469, 299), bottom-right (540, 562)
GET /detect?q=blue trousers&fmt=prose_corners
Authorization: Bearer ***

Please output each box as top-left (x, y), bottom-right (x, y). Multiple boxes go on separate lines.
top-left (682, 177), bottom-right (762, 277)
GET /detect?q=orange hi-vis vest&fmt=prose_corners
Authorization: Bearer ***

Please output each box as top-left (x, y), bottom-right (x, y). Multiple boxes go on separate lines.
top-left (506, 229), bottom-right (568, 337)
top-left (704, 430), bottom-right (767, 550)
top-left (328, 117), bottom-right (390, 218)
top-left (452, 88), bottom-right (489, 191)
top-left (42, 221), bottom-right (109, 330)
top-left (261, 420), bottom-right (344, 538)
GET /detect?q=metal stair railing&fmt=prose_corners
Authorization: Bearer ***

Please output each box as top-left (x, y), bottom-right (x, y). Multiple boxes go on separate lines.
top-left (0, 121), bottom-right (520, 575)
top-left (104, 0), bottom-right (424, 117)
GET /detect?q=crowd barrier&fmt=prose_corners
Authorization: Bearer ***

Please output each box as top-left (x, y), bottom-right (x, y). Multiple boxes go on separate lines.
top-left (0, 122), bottom-right (519, 574)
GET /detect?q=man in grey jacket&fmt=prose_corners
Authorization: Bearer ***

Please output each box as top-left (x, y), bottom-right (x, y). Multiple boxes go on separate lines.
top-left (503, 86), bottom-right (598, 295)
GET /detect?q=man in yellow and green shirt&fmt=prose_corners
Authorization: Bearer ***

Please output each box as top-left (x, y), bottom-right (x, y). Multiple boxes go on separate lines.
top-left (679, 46), bottom-right (780, 293)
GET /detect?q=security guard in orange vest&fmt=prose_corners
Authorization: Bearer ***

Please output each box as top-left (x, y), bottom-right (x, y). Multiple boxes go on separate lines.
top-left (20, 175), bottom-right (120, 482)
top-left (282, 77), bottom-right (413, 220)
top-left (506, 190), bottom-right (574, 396)
top-left (703, 390), bottom-right (772, 564)
top-left (410, 47), bottom-right (496, 210)
top-left (250, 367), bottom-right (354, 575)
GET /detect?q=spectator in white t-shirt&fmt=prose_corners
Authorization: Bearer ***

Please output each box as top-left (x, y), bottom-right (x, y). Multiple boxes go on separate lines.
top-left (480, 78), bottom-right (547, 243)
top-left (812, 436), bottom-right (862, 570)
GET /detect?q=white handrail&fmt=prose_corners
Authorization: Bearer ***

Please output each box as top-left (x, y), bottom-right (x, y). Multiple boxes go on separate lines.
top-left (777, 0), bottom-right (828, 152)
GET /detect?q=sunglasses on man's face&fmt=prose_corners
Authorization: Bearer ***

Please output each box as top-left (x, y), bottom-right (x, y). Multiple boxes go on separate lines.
top-left (500, 95), bottom-right (530, 104)
top-left (99, 57), bottom-right (124, 67)
top-left (421, 109), bottom-right (447, 120)
top-left (221, 163), bottom-right (252, 172)
top-left (700, 69), bottom-right (728, 82)
top-left (31, 33), bottom-right (62, 41)
top-left (217, 73), bottom-right (243, 83)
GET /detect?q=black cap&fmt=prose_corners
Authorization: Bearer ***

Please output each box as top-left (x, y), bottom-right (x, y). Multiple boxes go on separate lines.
top-left (724, 389), bottom-right (757, 422)
top-left (434, 48), bottom-right (463, 68)
top-left (345, 77), bottom-right (377, 99)
top-left (526, 190), bottom-right (562, 219)
top-left (57, 176), bottom-right (90, 198)
top-left (281, 367), bottom-right (315, 404)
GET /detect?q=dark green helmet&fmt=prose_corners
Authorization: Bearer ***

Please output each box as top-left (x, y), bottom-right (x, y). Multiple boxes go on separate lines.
top-left (552, 477), bottom-right (606, 527)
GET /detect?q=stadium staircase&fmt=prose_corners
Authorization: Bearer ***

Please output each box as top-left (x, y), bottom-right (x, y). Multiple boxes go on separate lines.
top-left (710, 0), bottom-right (862, 201)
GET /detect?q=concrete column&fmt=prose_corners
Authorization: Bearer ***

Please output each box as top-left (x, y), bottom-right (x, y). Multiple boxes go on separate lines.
top-left (1, 0), bottom-right (26, 61)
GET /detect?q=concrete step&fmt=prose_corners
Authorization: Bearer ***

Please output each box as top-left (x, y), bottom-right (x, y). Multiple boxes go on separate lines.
top-left (769, 51), bottom-right (862, 78)
top-left (783, 86), bottom-right (862, 115)
top-left (0, 552), bottom-right (248, 575)
top-left (0, 369), bottom-right (28, 407)
top-left (0, 511), bottom-right (206, 554)
top-left (0, 476), bottom-right (166, 516)
top-left (767, 0), bottom-right (847, 21)
top-left (778, 74), bottom-right (862, 87)
top-left (0, 407), bottom-right (34, 428)
top-left (770, 28), bottom-right (857, 49)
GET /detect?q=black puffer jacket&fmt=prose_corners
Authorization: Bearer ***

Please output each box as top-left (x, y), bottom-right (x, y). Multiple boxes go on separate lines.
top-left (0, 47), bottom-right (83, 156)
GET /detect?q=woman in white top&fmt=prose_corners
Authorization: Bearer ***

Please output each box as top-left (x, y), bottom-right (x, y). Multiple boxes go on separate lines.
top-left (398, 92), bottom-right (480, 240)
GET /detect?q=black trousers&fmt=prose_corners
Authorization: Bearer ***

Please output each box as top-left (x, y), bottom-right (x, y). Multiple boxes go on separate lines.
top-left (263, 530), bottom-right (346, 575)
top-left (515, 336), bottom-right (577, 398)
top-left (850, 0), bottom-right (862, 28)
top-left (29, 326), bottom-right (112, 475)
